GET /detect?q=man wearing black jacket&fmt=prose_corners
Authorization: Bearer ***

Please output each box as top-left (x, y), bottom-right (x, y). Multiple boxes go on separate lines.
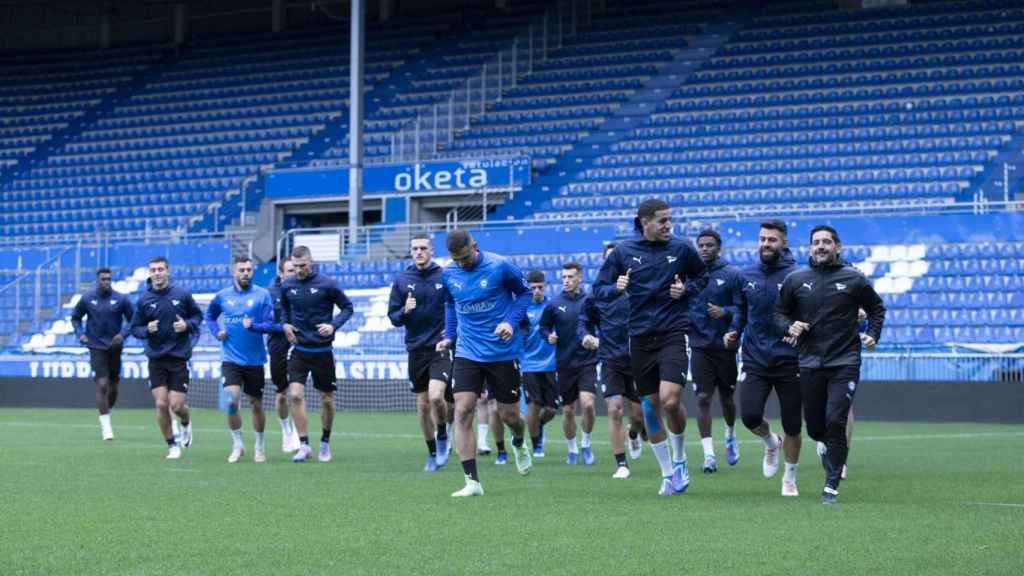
top-left (775, 225), bottom-right (885, 504)
top-left (71, 267), bottom-right (133, 441)
top-left (281, 245), bottom-right (354, 464)
top-left (130, 257), bottom-right (203, 459)
top-left (595, 199), bottom-right (708, 496)
top-left (388, 234), bottom-right (453, 472)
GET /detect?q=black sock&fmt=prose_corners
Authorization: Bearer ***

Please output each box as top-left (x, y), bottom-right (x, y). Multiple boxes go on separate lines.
top-left (180, 417), bottom-right (189, 426)
top-left (300, 435), bottom-right (309, 446)
top-left (531, 435), bottom-right (541, 448)
top-left (461, 458), bottom-right (479, 481)
top-left (166, 437), bottom-right (176, 446)
top-left (628, 428), bottom-right (639, 440)
top-left (436, 426), bottom-right (448, 441)
top-left (427, 439), bottom-right (437, 457)
top-left (496, 441), bottom-right (506, 454)
top-left (512, 436), bottom-right (524, 449)
top-left (640, 425), bottom-right (648, 441)
top-left (615, 452), bottom-right (628, 467)
top-left (321, 430), bottom-right (331, 443)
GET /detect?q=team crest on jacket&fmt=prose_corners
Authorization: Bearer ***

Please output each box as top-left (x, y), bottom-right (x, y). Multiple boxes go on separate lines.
top-left (835, 282), bottom-right (847, 291)
top-left (716, 279), bottom-right (725, 286)
top-left (310, 288), bottom-right (319, 294)
top-left (480, 279), bottom-right (488, 288)
top-left (777, 283), bottom-right (783, 290)
top-left (90, 300), bottom-right (98, 306)
top-left (247, 299), bottom-right (253, 307)
top-left (110, 300), bottom-right (116, 305)
top-left (172, 300), bottom-right (180, 306)
top-left (666, 256), bottom-right (677, 264)
top-left (435, 283), bottom-right (442, 290)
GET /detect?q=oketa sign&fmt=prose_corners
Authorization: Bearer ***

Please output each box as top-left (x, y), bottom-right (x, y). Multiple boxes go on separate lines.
top-left (266, 157), bottom-right (530, 200)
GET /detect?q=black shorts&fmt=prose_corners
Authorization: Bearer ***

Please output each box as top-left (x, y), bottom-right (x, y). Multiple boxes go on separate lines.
top-left (557, 363), bottom-right (598, 406)
top-left (523, 371), bottom-right (558, 409)
top-left (148, 357), bottom-right (189, 393)
top-left (223, 362), bottom-right (266, 399)
top-left (89, 347), bottom-right (123, 383)
top-left (408, 348), bottom-right (453, 400)
top-left (690, 348), bottom-right (738, 398)
top-left (740, 364), bottom-right (802, 437)
top-left (452, 357), bottom-right (520, 405)
top-left (629, 332), bottom-right (688, 396)
top-left (600, 361), bottom-right (640, 403)
top-left (269, 348), bottom-right (289, 394)
top-left (287, 349), bottom-right (337, 393)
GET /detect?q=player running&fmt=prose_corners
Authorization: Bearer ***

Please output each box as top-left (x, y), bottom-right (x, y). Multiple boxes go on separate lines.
top-left (520, 270), bottom-right (558, 458)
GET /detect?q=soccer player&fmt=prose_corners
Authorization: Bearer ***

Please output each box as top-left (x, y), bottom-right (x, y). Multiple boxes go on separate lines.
top-left (438, 230), bottom-right (532, 497)
top-left (206, 256), bottom-right (275, 463)
top-left (245, 257), bottom-right (300, 452)
top-left (689, 229), bottom-right (742, 473)
top-left (578, 243), bottom-right (645, 479)
top-left (520, 270), bottom-right (558, 458)
top-left (540, 261), bottom-right (598, 466)
top-left (130, 256), bottom-right (202, 459)
top-left (71, 267), bottom-right (133, 440)
top-left (280, 245), bottom-right (354, 463)
top-left (775, 225), bottom-right (885, 504)
top-left (594, 199), bottom-right (708, 495)
top-left (724, 219), bottom-right (803, 496)
top-left (388, 234), bottom-right (453, 472)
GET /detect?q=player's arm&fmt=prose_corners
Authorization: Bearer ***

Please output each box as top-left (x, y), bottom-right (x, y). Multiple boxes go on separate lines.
top-left (248, 295), bottom-right (281, 334)
top-left (119, 298), bottom-right (134, 340)
top-left (857, 275), bottom-right (886, 345)
top-left (538, 302), bottom-right (556, 340)
top-left (386, 280), bottom-right (407, 327)
top-left (593, 249), bottom-right (623, 301)
top-left (129, 300), bottom-right (150, 340)
top-left (501, 262), bottom-right (531, 326)
top-left (331, 286), bottom-right (355, 330)
top-left (720, 271), bottom-right (742, 321)
top-left (773, 275), bottom-right (800, 337)
top-left (204, 294), bottom-right (223, 336)
top-left (728, 277), bottom-right (748, 335)
top-left (443, 288), bottom-right (458, 342)
top-left (70, 297), bottom-right (87, 340)
top-left (183, 293), bottom-right (203, 334)
top-left (576, 296), bottom-right (599, 341)
top-left (681, 246), bottom-right (709, 298)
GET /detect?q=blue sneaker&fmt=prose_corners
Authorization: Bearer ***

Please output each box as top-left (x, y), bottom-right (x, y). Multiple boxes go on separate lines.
top-left (566, 452), bottom-right (578, 465)
top-left (435, 437), bottom-right (450, 467)
top-left (725, 434), bottom-right (739, 466)
top-left (671, 461), bottom-right (690, 494)
top-left (533, 444), bottom-right (545, 458)
top-left (424, 455), bottom-right (438, 473)
top-left (495, 452), bottom-right (508, 465)
top-left (702, 455), bottom-right (717, 474)
top-left (581, 446), bottom-right (595, 466)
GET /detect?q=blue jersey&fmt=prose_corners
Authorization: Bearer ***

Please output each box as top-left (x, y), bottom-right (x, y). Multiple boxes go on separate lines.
top-left (443, 251), bottom-right (530, 363)
top-left (520, 298), bottom-right (556, 373)
top-left (205, 285), bottom-right (273, 367)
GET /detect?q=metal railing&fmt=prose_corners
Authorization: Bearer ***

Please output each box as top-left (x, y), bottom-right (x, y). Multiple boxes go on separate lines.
top-left (862, 352), bottom-right (1024, 383)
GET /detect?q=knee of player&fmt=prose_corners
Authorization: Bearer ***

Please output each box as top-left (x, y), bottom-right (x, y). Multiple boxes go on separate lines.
top-left (154, 399), bottom-right (170, 412)
top-left (606, 402), bottom-right (624, 419)
top-left (250, 400), bottom-right (265, 413)
top-left (287, 389), bottom-right (304, 404)
top-left (319, 392), bottom-right (334, 406)
top-left (740, 411), bottom-right (763, 431)
top-left (696, 392), bottom-right (713, 408)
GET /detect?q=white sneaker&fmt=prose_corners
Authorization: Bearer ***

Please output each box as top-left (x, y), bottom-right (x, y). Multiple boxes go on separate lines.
top-left (782, 479), bottom-right (799, 497)
top-left (612, 466), bottom-right (631, 479)
top-left (100, 423), bottom-right (114, 441)
top-left (511, 444), bottom-right (532, 476)
top-left (283, 430), bottom-right (300, 452)
top-left (180, 423), bottom-right (193, 448)
top-left (841, 464), bottom-right (848, 480)
top-left (254, 447), bottom-right (266, 463)
top-left (628, 436), bottom-right (642, 460)
top-left (166, 444), bottom-right (182, 459)
top-left (228, 446), bottom-right (244, 463)
top-left (763, 433), bottom-right (781, 478)
top-left (451, 479), bottom-right (484, 497)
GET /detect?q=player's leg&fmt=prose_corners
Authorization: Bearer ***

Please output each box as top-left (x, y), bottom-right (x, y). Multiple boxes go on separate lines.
top-left (627, 397), bottom-right (644, 460)
top-left (488, 397), bottom-right (506, 464)
top-left (311, 351), bottom-right (337, 463)
top-left (475, 394), bottom-right (492, 455)
top-left (428, 349), bottom-right (453, 467)
top-left (691, 349), bottom-right (717, 472)
top-left (631, 337), bottom-right (676, 494)
top-left (90, 349), bottom-right (113, 440)
top-left (717, 351), bottom-right (739, 466)
top-left (167, 360), bottom-right (192, 447)
top-left (799, 369), bottom-right (833, 503)
top-left (108, 347), bottom-right (122, 410)
top-left (270, 350), bottom-right (297, 451)
top-left (822, 366), bottom-right (857, 499)
top-left (243, 368), bottom-right (267, 462)
top-left (224, 372), bottom-right (246, 463)
top-left (578, 364), bottom-right (598, 466)
top-left (491, 361), bottom-right (530, 476)
top-left (150, 374), bottom-right (178, 458)
top-left (843, 406), bottom-right (854, 479)
top-left (523, 373), bottom-right (543, 453)
top-left (777, 369), bottom-right (803, 497)
top-left (658, 335), bottom-right (690, 487)
top-left (740, 370), bottom-right (781, 478)
top-left (415, 390), bottom-right (435, 458)
top-left (287, 350), bottom-right (312, 461)
top-left (559, 371), bottom-right (580, 464)
top-left (606, 394), bottom-right (629, 478)
top-left (451, 358), bottom-right (484, 497)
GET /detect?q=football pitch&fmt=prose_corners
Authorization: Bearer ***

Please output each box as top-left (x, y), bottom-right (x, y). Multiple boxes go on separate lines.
top-left (1, 408), bottom-right (1021, 576)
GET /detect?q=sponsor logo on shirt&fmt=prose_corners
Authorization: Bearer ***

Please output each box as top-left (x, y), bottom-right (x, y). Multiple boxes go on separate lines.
top-left (110, 300), bottom-right (116, 306)
top-left (716, 279), bottom-right (725, 286)
top-left (172, 300), bottom-right (180, 306)
top-left (558, 306), bottom-right (567, 313)
top-left (666, 256), bottom-right (677, 264)
top-left (310, 288), bottom-right (319, 294)
top-left (435, 283), bottom-right (442, 290)
top-left (777, 283), bottom-right (783, 290)
top-left (835, 282), bottom-right (847, 291)
top-left (631, 256), bottom-right (642, 265)
top-left (457, 300), bottom-right (496, 314)
top-left (746, 281), bottom-right (757, 290)
top-left (407, 284), bottom-right (416, 292)
top-left (90, 300), bottom-right (98, 306)
top-left (246, 299), bottom-right (253, 307)
top-left (480, 279), bottom-right (488, 288)
top-left (801, 282), bottom-right (814, 291)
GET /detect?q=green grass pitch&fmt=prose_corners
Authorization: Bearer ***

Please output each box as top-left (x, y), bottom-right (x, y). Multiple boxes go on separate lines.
top-left (1, 408), bottom-right (1021, 576)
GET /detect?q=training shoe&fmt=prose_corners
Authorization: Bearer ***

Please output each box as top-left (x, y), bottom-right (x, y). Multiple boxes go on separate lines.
top-left (628, 436), bottom-right (642, 460)
top-left (763, 433), bottom-right (781, 478)
top-left (671, 461), bottom-right (690, 494)
top-left (100, 419), bottom-right (114, 441)
top-left (292, 444), bottom-right (312, 463)
top-left (821, 485), bottom-right (839, 505)
top-left (228, 446), bottom-right (244, 463)
top-left (566, 452), bottom-right (579, 465)
top-left (254, 447), bottom-right (266, 463)
top-left (424, 456), bottom-right (438, 473)
top-left (318, 442), bottom-right (332, 463)
top-left (495, 452), bottom-right (508, 465)
top-left (179, 423), bottom-right (193, 448)
top-left (435, 437), bottom-right (450, 467)
top-left (658, 477), bottom-right (676, 496)
top-left (581, 446), bottom-right (595, 466)
top-left (282, 430), bottom-right (299, 452)
top-left (451, 479), bottom-right (484, 498)
top-left (512, 444), bottom-right (532, 476)
top-left (782, 479), bottom-right (799, 497)
top-left (725, 434), bottom-right (739, 466)
top-left (612, 466), bottom-right (631, 480)
top-left (166, 444), bottom-right (182, 460)
top-left (841, 464), bottom-right (848, 480)
top-left (532, 445), bottom-right (545, 458)
top-left (477, 440), bottom-right (492, 456)
top-left (816, 441), bottom-right (827, 457)
top-left (702, 455), bottom-right (718, 474)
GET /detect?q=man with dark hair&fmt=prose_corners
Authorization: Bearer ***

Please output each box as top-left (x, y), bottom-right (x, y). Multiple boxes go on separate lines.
top-left (245, 257), bottom-right (300, 453)
top-left (595, 199), bottom-right (708, 496)
top-left (689, 228), bottom-right (742, 474)
top-left (71, 267), bottom-right (133, 441)
top-left (775, 224), bottom-right (885, 504)
top-left (130, 257), bottom-right (203, 459)
top-left (280, 245), bottom-right (354, 463)
top-left (388, 233), bottom-right (454, 472)
top-left (540, 261), bottom-right (599, 466)
top-left (437, 230), bottom-right (533, 497)
top-left (724, 219), bottom-right (804, 496)
top-left (579, 243), bottom-right (645, 479)
top-left (206, 257), bottom-right (275, 463)
top-left (520, 270), bottom-right (558, 458)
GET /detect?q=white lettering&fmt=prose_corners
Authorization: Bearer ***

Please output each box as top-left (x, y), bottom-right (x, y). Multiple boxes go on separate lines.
top-left (30, 362), bottom-right (39, 378)
top-left (453, 167), bottom-right (466, 188)
top-left (61, 362), bottom-right (75, 378)
top-left (350, 361), bottom-right (364, 380)
top-left (394, 172), bottom-right (412, 191)
top-left (335, 362), bottom-right (346, 379)
top-left (389, 362), bottom-right (405, 380)
top-left (434, 170), bottom-right (451, 190)
top-left (77, 362), bottom-right (91, 378)
top-left (468, 169), bottom-right (487, 188)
